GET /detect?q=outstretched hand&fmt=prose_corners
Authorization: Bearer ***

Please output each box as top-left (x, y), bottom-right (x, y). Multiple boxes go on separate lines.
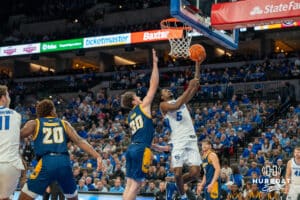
top-left (152, 48), bottom-right (158, 64)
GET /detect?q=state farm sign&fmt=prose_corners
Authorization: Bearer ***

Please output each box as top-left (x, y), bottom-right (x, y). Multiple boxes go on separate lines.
top-left (211, 0), bottom-right (300, 30)
top-left (250, 1), bottom-right (300, 16)
top-left (0, 43), bottom-right (40, 57)
top-left (131, 29), bottom-right (183, 43)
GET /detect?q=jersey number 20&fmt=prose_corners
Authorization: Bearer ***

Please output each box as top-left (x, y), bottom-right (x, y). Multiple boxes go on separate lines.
top-left (43, 127), bottom-right (64, 144)
top-left (129, 115), bottom-right (143, 135)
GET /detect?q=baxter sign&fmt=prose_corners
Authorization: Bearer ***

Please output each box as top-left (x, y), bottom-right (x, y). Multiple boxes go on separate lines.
top-left (41, 38), bottom-right (83, 52)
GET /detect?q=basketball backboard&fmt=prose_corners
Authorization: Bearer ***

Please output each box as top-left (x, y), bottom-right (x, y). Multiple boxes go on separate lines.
top-left (170, 0), bottom-right (239, 50)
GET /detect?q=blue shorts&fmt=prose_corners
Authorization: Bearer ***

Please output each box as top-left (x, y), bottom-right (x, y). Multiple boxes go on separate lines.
top-left (125, 144), bottom-right (152, 181)
top-left (27, 154), bottom-right (76, 195)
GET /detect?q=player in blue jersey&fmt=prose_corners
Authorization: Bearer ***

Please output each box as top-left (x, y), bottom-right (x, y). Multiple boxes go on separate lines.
top-left (121, 49), bottom-right (159, 200)
top-left (18, 99), bottom-right (102, 200)
top-left (199, 139), bottom-right (221, 200)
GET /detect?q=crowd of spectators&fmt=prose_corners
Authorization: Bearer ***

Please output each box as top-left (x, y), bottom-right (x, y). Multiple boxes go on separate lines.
top-left (16, 75), bottom-right (288, 199)
top-left (111, 58), bottom-right (298, 103)
top-left (0, 55), bottom-right (295, 199)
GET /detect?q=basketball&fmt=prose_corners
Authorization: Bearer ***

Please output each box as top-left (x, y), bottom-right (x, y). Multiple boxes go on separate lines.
top-left (189, 44), bottom-right (206, 62)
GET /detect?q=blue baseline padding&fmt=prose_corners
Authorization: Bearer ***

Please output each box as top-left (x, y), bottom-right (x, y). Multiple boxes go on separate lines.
top-left (170, 0), bottom-right (239, 50)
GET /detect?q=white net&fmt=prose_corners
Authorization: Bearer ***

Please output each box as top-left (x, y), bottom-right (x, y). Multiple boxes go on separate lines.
top-left (161, 18), bottom-right (193, 58)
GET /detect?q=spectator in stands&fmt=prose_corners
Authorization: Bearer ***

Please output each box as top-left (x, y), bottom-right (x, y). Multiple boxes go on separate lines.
top-left (112, 163), bottom-right (125, 180)
top-left (109, 178), bottom-right (124, 193)
top-left (261, 138), bottom-right (272, 154)
top-left (229, 165), bottom-right (243, 188)
top-left (276, 158), bottom-right (286, 178)
top-left (280, 132), bottom-right (290, 149)
top-left (146, 180), bottom-right (159, 194)
top-left (241, 143), bottom-right (254, 159)
top-left (96, 180), bottom-right (108, 192)
top-left (221, 160), bottom-right (233, 178)
top-left (77, 179), bottom-right (88, 192)
top-left (155, 181), bottom-right (166, 200)
top-left (136, 82), bottom-right (147, 99)
top-left (252, 109), bottom-right (262, 125)
top-left (246, 162), bottom-right (261, 177)
top-left (238, 159), bottom-right (249, 177)
top-left (270, 149), bottom-right (283, 165)
top-left (256, 150), bottom-right (265, 165)
top-left (78, 125), bottom-right (88, 139)
top-left (252, 138), bottom-right (262, 154)
top-left (156, 166), bottom-right (167, 181)
top-left (85, 176), bottom-right (95, 191)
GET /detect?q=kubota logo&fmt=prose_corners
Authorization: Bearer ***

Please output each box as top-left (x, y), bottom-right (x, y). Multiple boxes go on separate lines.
top-left (250, 6), bottom-right (263, 15)
top-left (250, 1), bottom-right (300, 16)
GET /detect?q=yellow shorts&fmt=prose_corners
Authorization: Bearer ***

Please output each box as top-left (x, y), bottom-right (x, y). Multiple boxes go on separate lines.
top-left (142, 147), bottom-right (152, 173)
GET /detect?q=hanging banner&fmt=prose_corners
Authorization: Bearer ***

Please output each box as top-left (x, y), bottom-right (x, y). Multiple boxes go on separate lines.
top-left (211, 0), bottom-right (300, 30)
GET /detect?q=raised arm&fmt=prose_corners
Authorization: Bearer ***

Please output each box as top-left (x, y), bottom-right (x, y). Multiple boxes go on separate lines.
top-left (141, 49), bottom-right (159, 114)
top-left (63, 120), bottom-right (102, 170)
top-left (20, 120), bottom-right (37, 138)
top-left (184, 60), bottom-right (203, 102)
top-left (160, 78), bottom-right (199, 114)
top-left (194, 60), bottom-right (201, 80)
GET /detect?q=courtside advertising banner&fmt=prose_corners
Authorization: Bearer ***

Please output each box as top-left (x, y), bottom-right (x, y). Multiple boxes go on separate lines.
top-left (211, 0), bottom-right (300, 30)
top-left (131, 29), bottom-right (183, 43)
top-left (84, 33), bottom-right (131, 48)
top-left (0, 43), bottom-right (40, 57)
top-left (254, 20), bottom-right (300, 30)
top-left (41, 38), bottom-right (83, 53)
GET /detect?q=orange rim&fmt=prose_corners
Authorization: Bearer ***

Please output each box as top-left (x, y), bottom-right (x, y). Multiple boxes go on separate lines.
top-left (160, 18), bottom-right (192, 30)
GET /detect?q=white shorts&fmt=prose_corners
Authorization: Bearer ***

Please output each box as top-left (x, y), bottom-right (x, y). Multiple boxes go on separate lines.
top-left (171, 140), bottom-right (202, 168)
top-left (0, 162), bottom-right (21, 198)
top-left (287, 185), bottom-right (300, 200)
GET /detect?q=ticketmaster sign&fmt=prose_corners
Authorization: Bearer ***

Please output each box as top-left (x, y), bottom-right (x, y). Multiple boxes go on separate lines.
top-left (84, 33), bottom-right (131, 48)
top-left (41, 38), bottom-right (83, 53)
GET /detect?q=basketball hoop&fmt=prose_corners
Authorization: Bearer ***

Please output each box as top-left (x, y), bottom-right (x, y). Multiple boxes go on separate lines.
top-left (160, 18), bottom-right (193, 58)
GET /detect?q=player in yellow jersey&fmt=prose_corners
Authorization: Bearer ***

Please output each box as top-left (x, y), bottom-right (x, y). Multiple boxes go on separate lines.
top-left (18, 99), bottom-right (102, 200)
top-left (199, 139), bottom-right (221, 200)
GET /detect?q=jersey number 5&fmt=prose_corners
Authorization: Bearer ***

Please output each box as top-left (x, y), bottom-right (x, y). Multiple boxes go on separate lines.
top-left (129, 115), bottom-right (143, 135)
top-left (43, 127), bottom-right (64, 144)
top-left (176, 111), bottom-right (182, 121)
